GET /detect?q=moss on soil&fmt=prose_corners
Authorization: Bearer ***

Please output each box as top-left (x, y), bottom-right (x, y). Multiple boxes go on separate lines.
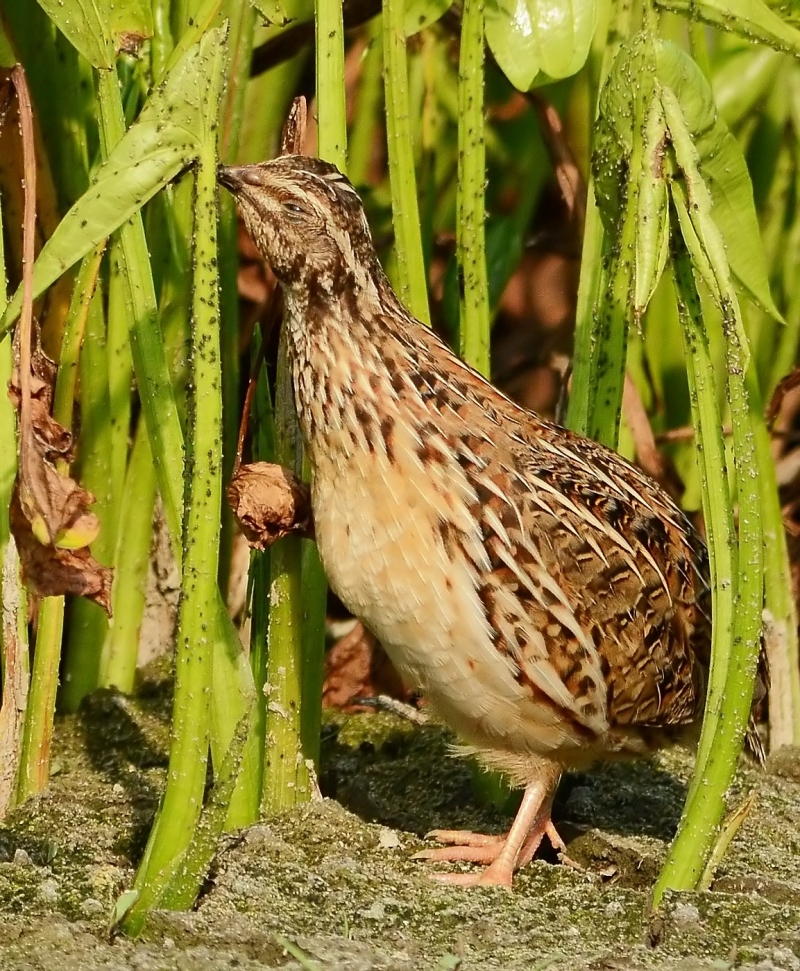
top-left (0, 683), bottom-right (799, 971)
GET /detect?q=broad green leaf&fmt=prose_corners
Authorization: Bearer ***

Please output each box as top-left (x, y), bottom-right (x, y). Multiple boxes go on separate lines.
top-left (656, 0), bottom-right (800, 56)
top-left (0, 28), bottom-right (226, 337)
top-left (36, 0), bottom-right (112, 68)
top-left (670, 179), bottom-right (721, 303)
top-left (712, 46), bottom-right (785, 128)
top-left (595, 35), bottom-right (782, 323)
top-left (36, 0), bottom-right (153, 68)
top-left (106, 0), bottom-right (153, 52)
top-left (486, 0), bottom-right (598, 90)
top-left (405, 0), bottom-right (451, 35)
top-left (656, 41), bottom-right (783, 322)
top-left (664, 88), bottom-right (752, 364)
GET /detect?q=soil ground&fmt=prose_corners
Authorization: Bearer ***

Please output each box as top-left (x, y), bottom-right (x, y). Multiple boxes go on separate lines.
top-left (1, 680), bottom-right (799, 971)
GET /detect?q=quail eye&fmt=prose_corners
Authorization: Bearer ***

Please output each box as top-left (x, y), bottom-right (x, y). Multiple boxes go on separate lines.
top-left (283, 201), bottom-right (306, 217)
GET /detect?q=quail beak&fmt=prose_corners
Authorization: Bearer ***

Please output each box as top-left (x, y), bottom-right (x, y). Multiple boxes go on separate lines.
top-left (217, 164), bottom-right (261, 194)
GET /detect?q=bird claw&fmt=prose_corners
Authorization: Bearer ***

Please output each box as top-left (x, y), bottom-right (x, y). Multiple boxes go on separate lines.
top-left (412, 845), bottom-right (502, 865)
top-left (415, 810), bottom-right (568, 887)
top-left (423, 829), bottom-right (504, 847)
top-left (429, 867), bottom-right (513, 888)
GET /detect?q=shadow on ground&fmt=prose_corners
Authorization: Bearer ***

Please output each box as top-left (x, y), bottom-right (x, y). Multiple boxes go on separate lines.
top-left (1, 682), bottom-right (799, 971)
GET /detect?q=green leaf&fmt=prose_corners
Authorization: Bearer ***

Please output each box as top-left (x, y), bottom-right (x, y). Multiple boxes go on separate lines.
top-left (656, 40), bottom-right (783, 322)
top-left (105, 0), bottom-right (153, 53)
top-left (655, 0), bottom-right (800, 56)
top-left (664, 88), bottom-right (752, 367)
top-left (0, 28), bottom-right (226, 337)
top-left (485, 0), bottom-right (598, 90)
top-left (712, 45), bottom-right (785, 129)
top-left (250, 0), bottom-right (311, 26)
top-left (36, 0), bottom-right (112, 68)
top-left (109, 890), bottom-right (140, 930)
top-left (634, 97), bottom-right (670, 317)
top-left (36, 0), bottom-right (153, 68)
top-left (594, 35), bottom-right (782, 323)
top-left (405, 0), bottom-right (452, 35)
top-left (593, 33), bottom-right (658, 230)
top-left (594, 34), bottom-right (667, 317)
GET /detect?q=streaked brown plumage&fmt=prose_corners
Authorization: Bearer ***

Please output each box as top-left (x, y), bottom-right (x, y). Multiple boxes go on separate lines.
top-left (220, 155), bottom-right (713, 887)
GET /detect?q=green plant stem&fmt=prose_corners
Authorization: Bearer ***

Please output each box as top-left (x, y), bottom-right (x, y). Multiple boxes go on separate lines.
top-left (248, 355), bottom-right (275, 799)
top-left (106, 236), bottom-right (135, 519)
top-left (100, 420), bottom-right (158, 692)
top-left (15, 597), bottom-right (60, 802)
top-left (315, 0), bottom-right (347, 170)
top-left (456, 0), bottom-right (489, 377)
top-left (568, 187), bottom-right (606, 436)
top-left (0, 208), bottom-right (29, 818)
top-left (300, 541), bottom-right (327, 767)
top-left (95, 65), bottom-right (186, 555)
top-left (216, 0), bottom-right (256, 600)
top-left (151, 0), bottom-right (175, 82)
top-left (584, 111), bottom-right (644, 448)
top-left (383, 0), bottom-right (430, 325)
top-left (654, 220), bottom-right (764, 905)
top-left (125, 149), bottom-right (223, 933)
top-left (567, 0), bottom-right (622, 438)
top-left (61, 288), bottom-right (113, 709)
top-left (17, 244), bottom-right (104, 793)
top-left (654, 239), bottom-right (736, 903)
top-left (210, 594), bottom-right (260, 829)
top-left (91, 69), bottom-right (133, 538)
top-left (0, 537), bottom-right (29, 818)
top-left (755, 404), bottom-right (800, 748)
top-left (262, 330), bottom-right (314, 813)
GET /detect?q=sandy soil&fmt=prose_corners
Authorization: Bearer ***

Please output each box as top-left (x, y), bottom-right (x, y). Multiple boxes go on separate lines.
top-left (1, 683), bottom-right (799, 971)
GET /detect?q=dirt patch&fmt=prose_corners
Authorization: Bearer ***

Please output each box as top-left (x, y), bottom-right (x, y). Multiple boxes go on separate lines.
top-left (1, 689), bottom-right (799, 971)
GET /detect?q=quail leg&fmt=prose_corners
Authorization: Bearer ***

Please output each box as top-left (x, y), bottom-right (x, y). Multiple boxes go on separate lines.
top-left (413, 764), bottom-right (564, 887)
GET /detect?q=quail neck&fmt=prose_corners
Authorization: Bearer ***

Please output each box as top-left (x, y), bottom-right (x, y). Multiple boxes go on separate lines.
top-left (220, 155), bottom-right (712, 887)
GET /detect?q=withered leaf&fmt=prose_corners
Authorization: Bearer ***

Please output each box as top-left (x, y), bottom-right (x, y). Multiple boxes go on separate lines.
top-left (766, 365), bottom-right (800, 429)
top-left (226, 462), bottom-right (313, 550)
top-left (8, 327), bottom-right (110, 611)
top-left (10, 486), bottom-right (112, 613)
top-left (8, 340), bottom-right (72, 460)
top-left (322, 621), bottom-right (410, 711)
top-left (10, 334), bottom-right (100, 549)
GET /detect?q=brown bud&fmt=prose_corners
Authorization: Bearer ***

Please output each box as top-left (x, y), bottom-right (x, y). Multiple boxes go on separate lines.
top-left (226, 462), bottom-right (313, 549)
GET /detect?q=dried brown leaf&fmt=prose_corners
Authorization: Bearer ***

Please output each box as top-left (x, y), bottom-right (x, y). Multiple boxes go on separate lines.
top-left (280, 96), bottom-right (307, 156)
top-left (10, 486), bottom-right (112, 613)
top-left (226, 462), bottom-right (313, 549)
top-left (766, 365), bottom-right (800, 429)
top-left (322, 621), bottom-right (409, 710)
top-left (9, 329), bottom-right (100, 548)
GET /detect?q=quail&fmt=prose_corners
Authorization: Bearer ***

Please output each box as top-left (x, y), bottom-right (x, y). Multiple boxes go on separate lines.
top-left (220, 155), bottom-right (714, 887)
